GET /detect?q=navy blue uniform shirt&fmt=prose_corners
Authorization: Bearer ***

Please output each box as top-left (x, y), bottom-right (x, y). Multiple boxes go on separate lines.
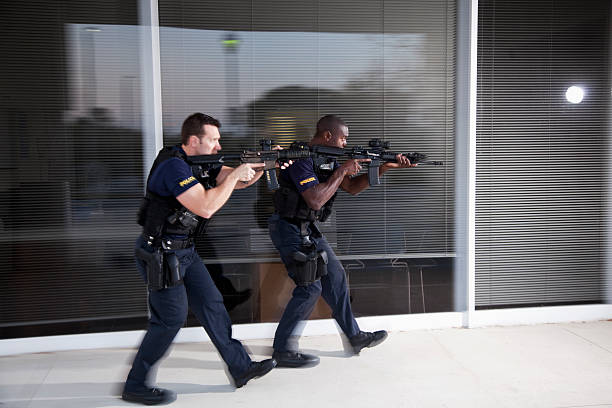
top-left (281, 156), bottom-right (338, 192)
top-left (148, 147), bottom-right (200, 198)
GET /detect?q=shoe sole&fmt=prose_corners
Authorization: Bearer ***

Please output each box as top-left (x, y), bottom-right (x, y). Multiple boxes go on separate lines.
top-left (275, 359), bottom-right (320, 368)
top-left (121, 393), bottom-right (177, 406)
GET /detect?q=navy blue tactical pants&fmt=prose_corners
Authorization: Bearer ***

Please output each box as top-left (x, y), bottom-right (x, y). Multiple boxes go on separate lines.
top-left (124, 236), bottom-right (251, 391)
top-left (268, 214), bottom-right (360, 352)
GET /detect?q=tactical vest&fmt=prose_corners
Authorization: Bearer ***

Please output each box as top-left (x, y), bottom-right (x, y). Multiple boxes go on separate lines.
top-left (137, 145), bottom-right (221, 242)
top-left (272, 157), bottom-right (337, 223)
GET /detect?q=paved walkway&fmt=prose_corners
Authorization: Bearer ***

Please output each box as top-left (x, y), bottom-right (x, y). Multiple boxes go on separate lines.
top-left (1, 321), bottom-right (612, 408)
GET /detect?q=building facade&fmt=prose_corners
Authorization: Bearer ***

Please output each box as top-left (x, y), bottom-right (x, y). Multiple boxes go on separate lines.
top-left (1, 0), bottom-right (610, 352)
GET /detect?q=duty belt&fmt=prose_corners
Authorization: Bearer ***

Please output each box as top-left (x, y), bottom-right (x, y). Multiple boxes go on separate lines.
top-left (280, 217), bottom-right (322, 240)
top-left (142, 235), bottom-right (194, 250)
top-left (280, 217), bottom-right (304, 226)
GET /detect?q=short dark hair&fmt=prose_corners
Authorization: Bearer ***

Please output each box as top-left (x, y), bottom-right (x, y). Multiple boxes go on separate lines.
top-left (316, 114), bottom-right (346, 137)
top-left (181, 113), bottom-right (221, 145)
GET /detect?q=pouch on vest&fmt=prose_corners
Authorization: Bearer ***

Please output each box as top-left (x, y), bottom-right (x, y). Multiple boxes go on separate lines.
top-left (137, 197), bottom-right (150, 227)
top-left (167, 209), bottom-right (199, 229)
top-left (273, 187), bottom-right (300, 219)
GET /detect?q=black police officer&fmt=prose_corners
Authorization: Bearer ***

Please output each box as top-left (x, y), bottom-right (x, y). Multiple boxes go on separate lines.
top-left (122, 113), bottom-right (276, 405)
top-left (268, 115), bottom-right (416, 368)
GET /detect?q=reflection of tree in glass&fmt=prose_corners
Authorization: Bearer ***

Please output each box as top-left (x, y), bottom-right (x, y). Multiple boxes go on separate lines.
top-left (238, 79), bottom-right (451, 255)
top-left (71, 107), bottom-right (144, 201)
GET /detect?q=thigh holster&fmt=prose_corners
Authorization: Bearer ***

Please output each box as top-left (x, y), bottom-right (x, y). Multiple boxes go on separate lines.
top-left (135, 243), bottom-right (184, 291)
top-left (288, 248), bottom-right (328, 286)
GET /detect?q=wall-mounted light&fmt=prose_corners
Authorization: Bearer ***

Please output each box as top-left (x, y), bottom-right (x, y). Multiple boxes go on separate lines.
top-left (565, 86), bottom-right (584, 104)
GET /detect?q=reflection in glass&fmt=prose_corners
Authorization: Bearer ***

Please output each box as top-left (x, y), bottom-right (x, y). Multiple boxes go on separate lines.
top-left (1, 22), bottom-right (147, 338)
top-left (160, 21), bottom-right (455, 322)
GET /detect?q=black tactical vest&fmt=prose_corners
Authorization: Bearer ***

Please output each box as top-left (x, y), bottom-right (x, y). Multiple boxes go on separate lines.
top-left (272, 157), bottom-right (337, 223)
top-left (137, 145), bottom-right (221, 240)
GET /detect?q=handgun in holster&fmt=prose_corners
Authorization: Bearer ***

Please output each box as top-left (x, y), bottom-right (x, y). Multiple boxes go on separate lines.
top-left (135, 246), bottom-right (183, 290)
top-left (289, 248), bottom-right (328, 286)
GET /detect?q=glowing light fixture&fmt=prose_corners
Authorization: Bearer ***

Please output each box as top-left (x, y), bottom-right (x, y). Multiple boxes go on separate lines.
top-left (565, 86), bottom-right (584, 104)
top-left (223, 39), bottom-right (240, 47)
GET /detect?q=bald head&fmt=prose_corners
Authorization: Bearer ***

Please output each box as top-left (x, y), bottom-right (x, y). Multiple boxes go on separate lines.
top-left (316, 115), bottom-right (346, 137)
top-left (313, 115), bottom-right (349, 148)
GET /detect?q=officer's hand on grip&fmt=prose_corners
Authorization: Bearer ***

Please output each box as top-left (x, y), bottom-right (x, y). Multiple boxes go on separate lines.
top-left (233, 163), bottom-right (265, 182)
top-left (340, 158), bottom-right (371, 177)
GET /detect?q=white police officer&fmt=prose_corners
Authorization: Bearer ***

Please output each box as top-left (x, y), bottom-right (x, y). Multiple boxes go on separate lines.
top-left (122, 113), bottom-right (276, 405)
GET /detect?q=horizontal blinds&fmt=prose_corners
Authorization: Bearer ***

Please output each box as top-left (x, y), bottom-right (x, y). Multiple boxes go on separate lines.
top-left (475, 0), bottom-right (609, 307)
top-left (0, 1), bottom-right (148, 333)
top-left (158, 0), bottom-right (455, 260)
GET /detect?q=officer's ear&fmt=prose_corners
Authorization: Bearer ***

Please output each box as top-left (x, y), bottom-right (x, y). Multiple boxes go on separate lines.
top-left (323, 131), bottom-right (333, 142)
top-left (187, 135), bottom-right (200, 146)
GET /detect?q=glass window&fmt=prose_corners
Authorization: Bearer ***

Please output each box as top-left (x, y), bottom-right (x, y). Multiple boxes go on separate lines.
top-left (159, 0), bottom-right (456, 324)
top-left (476, 0), bottom-right (610, 308)
top-left (0, 1), bottom-right (148, 338)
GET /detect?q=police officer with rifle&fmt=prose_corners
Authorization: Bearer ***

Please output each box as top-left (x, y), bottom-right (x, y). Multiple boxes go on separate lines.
top-left (268, 115), bottom-right (418, 368)
top-left (122, 113), bottom-right (278, 405)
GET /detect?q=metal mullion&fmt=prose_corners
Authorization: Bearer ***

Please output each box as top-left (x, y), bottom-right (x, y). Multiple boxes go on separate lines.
top-left (139, 0), bottom-right (164, 190)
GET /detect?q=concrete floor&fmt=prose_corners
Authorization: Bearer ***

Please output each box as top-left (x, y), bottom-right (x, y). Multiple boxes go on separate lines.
top-left (1, 321), bottom-right (612, 408)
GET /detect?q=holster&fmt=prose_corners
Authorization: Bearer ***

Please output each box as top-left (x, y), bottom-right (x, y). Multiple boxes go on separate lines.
top-left (288, 249), bottom-right (328, 286)
top-left (164, 252), bottom-right (182, 288)
top-left (135, 246), bottom-right (183, 291)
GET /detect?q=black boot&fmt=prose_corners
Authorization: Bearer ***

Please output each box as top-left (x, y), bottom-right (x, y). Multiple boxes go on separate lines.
top-left (349, 330), bottom-right (388, 354)
top-left (233, 359), bottom-right (277, 388)
top-left (272, 351), bottom-right (320, 368)
top-left (121, 387), bottom-right (177, 405)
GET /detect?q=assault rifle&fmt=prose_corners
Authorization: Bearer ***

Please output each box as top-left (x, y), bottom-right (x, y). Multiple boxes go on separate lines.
top-left (185, 139), bottom-right (313, 190)
top-left (293, 138), bottom-right (444, 186)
